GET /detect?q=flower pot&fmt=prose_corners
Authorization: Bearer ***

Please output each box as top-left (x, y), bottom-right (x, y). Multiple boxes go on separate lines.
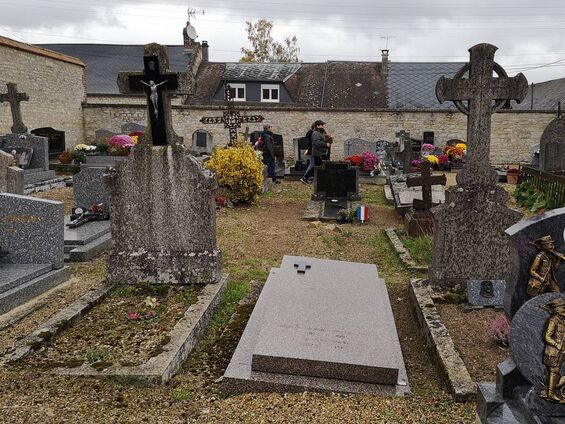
top-left (507, 170), bottom-right (519, 185)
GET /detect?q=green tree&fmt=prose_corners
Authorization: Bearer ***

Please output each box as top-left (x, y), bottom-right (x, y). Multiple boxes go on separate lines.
top-left (240, 19), bottom-right (300, 63)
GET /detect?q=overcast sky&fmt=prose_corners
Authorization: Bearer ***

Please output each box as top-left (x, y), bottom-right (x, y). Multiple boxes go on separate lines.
top-left (1, 0), bottom-right (565, 83)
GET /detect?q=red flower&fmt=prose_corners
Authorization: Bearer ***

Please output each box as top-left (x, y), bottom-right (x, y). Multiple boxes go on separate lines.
top-left (345, 155), bottom-right (363, 167)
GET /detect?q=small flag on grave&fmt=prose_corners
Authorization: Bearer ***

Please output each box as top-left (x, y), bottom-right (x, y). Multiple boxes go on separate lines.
top-left (356, 205), bottom-right (368, 223)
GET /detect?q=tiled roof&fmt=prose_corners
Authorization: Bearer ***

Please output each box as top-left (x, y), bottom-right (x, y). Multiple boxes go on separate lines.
top-left (37, 44), bottom-right (192, 94)
top-left (513, 77), bottom-right (565, 111)
top-left (189, 62), bottom-right (226, 105)
top-left (223, 63), bottom-right (301, 82)
top-left (388, 62), bottom-right (465, 109)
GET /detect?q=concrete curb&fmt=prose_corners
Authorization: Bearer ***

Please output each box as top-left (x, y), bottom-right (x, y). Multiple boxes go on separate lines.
top-left (53, 274), bottom-right (228, 384)
top-left (384, 228), bottom-right (429, 272)
top-left (0, 284), bottom-right (111, 364)
top-left (408, 278), bottom-right (476, 402)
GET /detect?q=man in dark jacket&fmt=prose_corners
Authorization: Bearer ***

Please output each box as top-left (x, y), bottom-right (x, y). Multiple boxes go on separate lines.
top-left (261, 125), bottom-right (280, 184)
top-left (301, 120), bottom-right (330, 184)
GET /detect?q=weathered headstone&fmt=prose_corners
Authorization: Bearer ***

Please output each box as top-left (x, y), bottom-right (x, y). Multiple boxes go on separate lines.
top-left (120, 122), bottom-right (146, 134)
top-left (108, 43), bottom-right (221, 285)
top-left (539, 114), bottom-right (565, 173)
top-left (504, 207), bottom-right (565, 319)
top-left (0, 193), bottom-right (70, 314)
top-left (396, 130), bottom-right (412, 172)
top-left (94, 129), bottom-right (118, 142)
top-left (343, 138), bottom-right (377, 157)
top-left (0, 82), bottom-right (29, 134)
top-left (31, 127), bottom-right (65, 159)
top-left (0, 133), bottom-right (56, 185)
top-left (223, 256), bottom-right (409, 396)
top-left (0, 150), bottom-right (24, 194)
top-left (200, 85), bottom-right (264, 146)
top-left (191, 130), bottom-right (213, 155)
top-left (429, 43), bottom-right (528, 288)
top-left (73, 167), bottom-right (111, 215)
top-left (404, 161), bottom-right (447, 236)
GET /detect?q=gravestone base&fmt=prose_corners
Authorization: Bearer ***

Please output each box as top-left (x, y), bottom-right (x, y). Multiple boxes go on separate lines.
top-left (404, 208), bottom-right (434, 237)
top-left (429, 186), bottom-right (521, 289)
top-left (303, 200), bottom-right (362, 222)
top-left (64, 218), bottom-right (111, 262)
top-left (0, 264), bottom-right (70, 315)
top-left (23, 168), bottom-right (56, 185)
top-left (223, 256), bottom-right (409, 396)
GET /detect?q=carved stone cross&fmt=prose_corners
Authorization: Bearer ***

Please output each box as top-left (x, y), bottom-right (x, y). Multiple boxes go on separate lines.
top-left (436, 43), bottom-right (528, 188)
top-left (395, 130), bottom-right (411, 172)
top-left (200, 85), bottom-right (264, 146)
top-left (0, 83), bottom-right (29, 134)
top-left (406, 160), bottom-right (447, 210)
top-left (117, 43), bottom-right (182, 146)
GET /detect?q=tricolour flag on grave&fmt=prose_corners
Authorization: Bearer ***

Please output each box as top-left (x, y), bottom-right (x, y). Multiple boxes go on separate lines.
top-left (356, 205), bottom-right (368, 223)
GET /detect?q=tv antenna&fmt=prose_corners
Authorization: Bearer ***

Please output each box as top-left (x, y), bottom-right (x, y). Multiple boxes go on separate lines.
top-left (188, 7), bottom-right (205, 23)
top-left (381, 36), bottom-right (395, 50)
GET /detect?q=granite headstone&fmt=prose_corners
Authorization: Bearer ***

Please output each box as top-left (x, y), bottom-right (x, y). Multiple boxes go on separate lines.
top-left (73, 167), bottom-right (111, 215)
top-left (539, 116), bottom-right (565, 173)
top-left (312, 161), bottom-right (360, 201)
top-left (343, 138), bottom-right (377, 157)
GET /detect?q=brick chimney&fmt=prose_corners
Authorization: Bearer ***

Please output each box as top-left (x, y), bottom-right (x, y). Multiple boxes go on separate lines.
top-left (202, 41), bottom-right (209, 62)
top-left (381, 49), bottom-right (389, 78)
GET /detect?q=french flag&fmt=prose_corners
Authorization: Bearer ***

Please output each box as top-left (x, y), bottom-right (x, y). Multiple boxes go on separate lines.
top-left (356, 205), bottom-right (368, 223)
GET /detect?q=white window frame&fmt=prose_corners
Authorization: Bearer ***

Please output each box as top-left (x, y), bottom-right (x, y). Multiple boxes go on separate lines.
top-left (227, 83), bottom-right (246, 102)
top-left (261, 84), bottom-right (280, 103)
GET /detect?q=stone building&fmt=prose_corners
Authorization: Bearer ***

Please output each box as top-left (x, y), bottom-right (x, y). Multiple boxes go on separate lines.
top-left (0, 36), bottom-right (86, 155)
top-left (1, 25), bottom-right (562, 164)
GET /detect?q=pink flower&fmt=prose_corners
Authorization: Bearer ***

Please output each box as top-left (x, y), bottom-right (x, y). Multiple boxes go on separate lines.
top-left (360, 151), bottom-right (380, 172)
top-left (109, 135), bottom-right (136, 149)
top-left (127, 312), bottom-right (140, 320)
top-left (422, 143), bottom-right (434, 151)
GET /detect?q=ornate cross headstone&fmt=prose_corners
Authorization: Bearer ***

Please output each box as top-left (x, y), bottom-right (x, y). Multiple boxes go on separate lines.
top-left (117, 44), bottom-right (184, 146)
top-left (436, 43), bottom-right (528, 188)
top-left (200, 85), bottom-right (264, 146)
top-left (429, 44), bottom-right (527, 288)
top-left (406, 161), bottom-right (447, 210)
top-left (0, 83), bottom-right (29, 134)
top-left (395, 130), bottom-right (411, 172)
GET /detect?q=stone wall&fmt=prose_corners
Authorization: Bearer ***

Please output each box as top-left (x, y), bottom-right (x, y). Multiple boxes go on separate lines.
top-left (82, 101), bottom-right (555, 165)
top-left (0, 41), bottom-right (86, 148)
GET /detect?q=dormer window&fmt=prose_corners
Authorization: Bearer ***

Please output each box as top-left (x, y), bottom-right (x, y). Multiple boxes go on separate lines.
top-left (261, 84), bottom-right (280, 103)
top-left (227, 83), bottom-right (246, 101)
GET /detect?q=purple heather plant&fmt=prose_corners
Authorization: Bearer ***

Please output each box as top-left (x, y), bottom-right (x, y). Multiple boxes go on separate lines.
top-left (486, 313), bottom-right (510, 347)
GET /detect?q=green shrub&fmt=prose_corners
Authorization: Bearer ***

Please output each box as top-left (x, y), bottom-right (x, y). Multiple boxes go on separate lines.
top-left (514, 181), bottom-right (563, 212)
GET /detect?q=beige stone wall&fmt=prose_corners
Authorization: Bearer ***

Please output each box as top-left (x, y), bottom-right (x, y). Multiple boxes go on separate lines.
top-left (0, 44), bottom-right (85, 148)
top-left (82, 102), bottom-right (555, 165)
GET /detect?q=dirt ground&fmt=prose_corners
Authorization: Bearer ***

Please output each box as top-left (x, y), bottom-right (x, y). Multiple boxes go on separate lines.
top-left (0, 181), bottom-right (493, 423)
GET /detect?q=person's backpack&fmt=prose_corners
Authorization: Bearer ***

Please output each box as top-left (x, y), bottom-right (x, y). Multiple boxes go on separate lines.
top-left (254, 136), bottom-right (264, 150)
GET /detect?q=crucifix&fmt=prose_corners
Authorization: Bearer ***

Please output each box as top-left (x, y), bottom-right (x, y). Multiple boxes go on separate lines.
top-left (200, 85), bottom-right (264, 146)
top-left (406, 160), bottom-right (447, 210)
top-left (0, 83), bottom-right (29, 134)
top-left (395, 130), bottom-right (411, 172)
top-left (117, 44), bottom-right (181, 146)
top-left (436, 43), bottom-right (528, 188)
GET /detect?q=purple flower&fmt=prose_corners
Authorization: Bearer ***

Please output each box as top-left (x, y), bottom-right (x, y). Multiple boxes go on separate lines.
top-left (109, 135), bottom-right (135, 149)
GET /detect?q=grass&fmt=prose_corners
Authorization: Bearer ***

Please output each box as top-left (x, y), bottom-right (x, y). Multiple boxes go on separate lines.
top-left (85, 348), bottom-right (110, 364)
top-left (171, 387), bottom-right (192, 402)
top-left (399, 232), bottom-right (433, 266)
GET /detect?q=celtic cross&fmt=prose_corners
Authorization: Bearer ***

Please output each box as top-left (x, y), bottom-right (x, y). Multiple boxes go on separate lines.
top-left (436, 43), bottom-right (528, 188)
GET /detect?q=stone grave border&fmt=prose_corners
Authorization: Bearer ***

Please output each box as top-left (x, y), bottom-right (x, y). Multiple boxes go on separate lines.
top-left (408, 278), bottom-right (476, 402)
top-left (2, 275), bottom-right (228, 384)
top-left (384, 228), bottom-right (429, 272)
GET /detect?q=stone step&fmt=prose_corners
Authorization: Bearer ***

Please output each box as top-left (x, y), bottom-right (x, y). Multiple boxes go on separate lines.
top-left (0, 266), bottom-right (70, 315)
top-left (66, 233), bottom-right (112, 262)
top-left (0, 264), bottom-right (52, 294)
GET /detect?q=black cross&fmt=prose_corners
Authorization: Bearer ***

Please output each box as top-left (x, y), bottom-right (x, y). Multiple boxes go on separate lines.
top-left (0, 83), bottom-right (29, 134)
top-left (436, 43), bottom-right (528, 188)
top-left (406, 161), bottom-right (447, 210)
top-left (200, 85), bottom-right (264, 146)
top-left (117, 46), bottom-right (180, 146)
top-left (293, 261), bottom-right (311, 274)
top-left (396, 130), bottom-right (412, 172)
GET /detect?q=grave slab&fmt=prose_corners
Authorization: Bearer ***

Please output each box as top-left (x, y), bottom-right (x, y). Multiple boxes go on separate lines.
top-left (64, 218), bottom-right (111, 262)
top-left (223, 256), bottom-right (409, 396)
top-left (390, 174), bottom-right (445, 216)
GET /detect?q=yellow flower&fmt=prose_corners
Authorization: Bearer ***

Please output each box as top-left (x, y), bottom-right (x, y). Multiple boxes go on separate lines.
top-left (426, 155), bottom-right (439, 165)
top-left (455, 143), bottom-right (467, 150)
top-left (132, 135), bottom-right (139, 144)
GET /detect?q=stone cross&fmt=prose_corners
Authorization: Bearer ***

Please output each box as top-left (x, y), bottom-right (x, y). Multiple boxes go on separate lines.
top-left (200, 85), bottom-right (264, 146)
top-left (293, 260), bottom-right (311, 274)
top-left (395, 130), bottom-right (411, 172)
top-left (436, 43), bottom-right (528, 187)
top-left (406, 161), bottom-right (447, 210)
top-left (117, 43), bottom-right (182, 146)
top-left (0, 83), bottom-right (29, 134)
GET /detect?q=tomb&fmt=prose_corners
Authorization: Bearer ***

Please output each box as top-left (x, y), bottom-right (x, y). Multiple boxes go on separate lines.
top-left (223, 256), bottom-right (409, 396)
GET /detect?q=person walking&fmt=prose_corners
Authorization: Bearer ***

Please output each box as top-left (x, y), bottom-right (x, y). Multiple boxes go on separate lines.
top-left (301, 120), bottom-right (330, 184)
top-left (261, 124), bottom-right (280, 184)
